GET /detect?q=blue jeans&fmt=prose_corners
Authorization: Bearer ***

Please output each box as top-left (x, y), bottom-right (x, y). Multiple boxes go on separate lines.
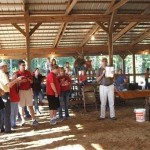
top-left (0, 93), bottom-right (11, 132)
top-left (33, 91), bottom-right (44, 111)
top-left (10, 102), bottom-right (18, 127)
top-left (58, 90), bottom-right (70, 119)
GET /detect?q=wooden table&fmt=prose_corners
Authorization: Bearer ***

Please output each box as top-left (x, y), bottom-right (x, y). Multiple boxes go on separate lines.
top-left (116, 90), bottom-right (150, 121)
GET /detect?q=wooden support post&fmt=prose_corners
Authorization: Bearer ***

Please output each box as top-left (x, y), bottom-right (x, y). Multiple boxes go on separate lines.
top-left (132, 54), bottom-right (136, 82)
top-left (25, 23), bottom-right (30, 70)
top-left (122, 58), bottom-right (125, 74)
top-left (108, 32), bottom-right (113, 66)
top-left (119, 54), bottom-right (127, 74)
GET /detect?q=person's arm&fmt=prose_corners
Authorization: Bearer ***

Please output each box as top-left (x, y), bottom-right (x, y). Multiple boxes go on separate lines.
top-left (96, 69), bottom-right (105, 83)
top-left (50, 82), bottom-right (58, 97)
top-left (0, 88), bottom-right (5, 96)
top-left (7, 76), bottom-right (23, 88)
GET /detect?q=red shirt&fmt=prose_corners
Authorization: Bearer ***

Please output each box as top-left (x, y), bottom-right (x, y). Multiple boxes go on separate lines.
top-left (79, 75), bottom-right (87, 82)
top-left (16, 70), bottom-right (32, 90)
top-left (58, 75), bottom-right (72, 92)
top-left (46, 72), bottom-right (61, 96)
top-left (10, 84), bottom-right (19, 102)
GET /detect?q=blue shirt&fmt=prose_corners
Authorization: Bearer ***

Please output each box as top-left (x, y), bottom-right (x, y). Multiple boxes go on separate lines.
top-left (116, 75), bottom-right (126, 85)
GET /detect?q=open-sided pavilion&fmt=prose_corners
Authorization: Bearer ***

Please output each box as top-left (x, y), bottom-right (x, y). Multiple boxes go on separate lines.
top-left (0, 0), bottom-right (149, 78)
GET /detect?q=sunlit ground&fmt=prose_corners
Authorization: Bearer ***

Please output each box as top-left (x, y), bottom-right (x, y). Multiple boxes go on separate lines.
top-left (0, 105), bottom-right (104, 150)
top-left (0, 99), bottom-right (150, 149)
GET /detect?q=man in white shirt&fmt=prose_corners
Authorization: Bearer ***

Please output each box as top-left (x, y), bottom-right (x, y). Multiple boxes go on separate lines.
top-left (0, 62), bottom-right (22, 133)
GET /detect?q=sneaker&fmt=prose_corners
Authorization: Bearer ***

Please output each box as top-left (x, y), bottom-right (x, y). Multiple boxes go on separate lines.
top-left (12, 125), bottom-right (18, 129)
top-left (5, 130), bottom-right (16, 134)
top-left (110, 117), bottom-right (117, 120)
top-left (31, 120), bottom-right (39, 125)
top-left (36, 110), bottom-right (41, 115)
top-left (65, 116), bottom-right (71, 120)
top-left (98, 117), bottom-right (105, 121)
top-left (21, 122), bottom-right (25, 126)
top-left (50, 119), bottom-right (57, 125)
top-left (55, 118), bottom-right (63, 123)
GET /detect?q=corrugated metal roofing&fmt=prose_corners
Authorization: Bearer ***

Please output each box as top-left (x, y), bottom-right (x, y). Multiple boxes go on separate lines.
top-left (0, 0), bottom-right (149, 56)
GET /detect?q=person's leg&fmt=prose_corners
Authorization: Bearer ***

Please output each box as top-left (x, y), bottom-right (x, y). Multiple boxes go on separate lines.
top-left (24, 106), bottom-right (31, 117)
top-left (64, 91), bottom-right (70, 118)
top-left (58, 92), bottom-right (64, 119)
top-left (4, 99), bottom-right (11, 132)
top-left (28, 106), bottom-right (36, 120)
top-left (38, 91), bottom-right (44, 102)
top-left (99, 85), bottom-right (108, 118)
top-left (14, 103), bottom-right (18, 127)
top-left (10, 102), bottom-right (15, 128)
top-left (19, 106), bottom-right (25, 125)
top-left (33, 92), bottom-right (39, 112)
top-left (108, 85), bottom-right (115, 118)
top-left (0, 109), bottom-right (4, 132)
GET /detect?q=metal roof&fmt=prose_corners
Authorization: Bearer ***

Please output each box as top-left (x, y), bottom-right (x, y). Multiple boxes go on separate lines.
top-left (0, 0), bottom-right (150, 58)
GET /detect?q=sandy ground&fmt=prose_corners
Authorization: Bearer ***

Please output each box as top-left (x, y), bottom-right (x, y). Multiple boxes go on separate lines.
top-left (0, 99), bottom-right (150, 150)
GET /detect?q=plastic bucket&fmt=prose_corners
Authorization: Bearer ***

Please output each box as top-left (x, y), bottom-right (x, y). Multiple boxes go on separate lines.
top-left (134, 108), bottom-right (146, 122)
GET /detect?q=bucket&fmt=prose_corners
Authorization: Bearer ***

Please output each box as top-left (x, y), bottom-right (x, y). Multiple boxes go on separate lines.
top-left (134, 108), bottom-right (146, 122)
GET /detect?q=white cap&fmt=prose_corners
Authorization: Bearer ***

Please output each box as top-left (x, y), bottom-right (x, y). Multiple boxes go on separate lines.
top-left (0, 62), bottom-right (8, 67)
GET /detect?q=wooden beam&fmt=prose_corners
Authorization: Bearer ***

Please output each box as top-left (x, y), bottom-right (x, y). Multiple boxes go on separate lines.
top-left (109, 10), bottom-right (117, 33)
top-left (29, 22), bottom-right (42, 37)
top-left (53, 0), bottom-right (77, 47)
top-left (56, 23), bottom-right (68, 47)
top-left (96, 22), bottom-right (108, 33)
top-left (131, 29), bottom-right (150, 45)
top-left (11, 23), bottom-right (26, 37)
top-left (65, 0), bottom-right (78, 15)
top-left (105, 0), bottom-right (116, 15)
top-left (132, 54), bottom-right (136, 82)
top-left (113, 22), bottom-right (138, 42)
top-left (108, 0), bottom-right (129, 14)
top-left (0, 44), bottom-right (149, 56)
top-left (0, 14), bottom-right (150, 23)
top-left (108, 31), bottom-right (113, 65)
top-left (53, 23), bottom-right (65, 47)
top-left (80, 24), bottom-right (100, 47)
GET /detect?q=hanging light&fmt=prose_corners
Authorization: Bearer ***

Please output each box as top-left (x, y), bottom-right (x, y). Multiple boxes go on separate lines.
top-left (91, 35), bottom-right (95, 40)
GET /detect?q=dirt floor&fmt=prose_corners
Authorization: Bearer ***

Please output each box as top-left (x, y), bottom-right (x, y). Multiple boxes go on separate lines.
top-left (0, 99), bottom-right (150, 150)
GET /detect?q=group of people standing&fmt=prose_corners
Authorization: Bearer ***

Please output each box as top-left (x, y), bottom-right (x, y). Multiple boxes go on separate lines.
top-left (0, 56), bottom-right (149, 133)
top-left (0, 60), bottom-right (39, 134)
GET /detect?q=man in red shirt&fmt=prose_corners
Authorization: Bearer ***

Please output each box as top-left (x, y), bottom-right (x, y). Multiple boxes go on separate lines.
top-left (16, 60), bottom-right (38, 126)
top-left (46, 65), bottom-right (61, 125)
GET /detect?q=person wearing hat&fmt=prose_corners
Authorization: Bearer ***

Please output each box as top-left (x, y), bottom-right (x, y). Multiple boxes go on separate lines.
top-left (96, 58), bottom-right (116, 120)
top-left (0, 62), bottom-right (23, 133)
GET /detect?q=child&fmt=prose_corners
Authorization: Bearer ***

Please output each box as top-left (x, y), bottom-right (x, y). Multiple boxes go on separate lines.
top-left (10, 73), bottom-right (20, 128)
top-left (58, 67), bottom-right (72, 119)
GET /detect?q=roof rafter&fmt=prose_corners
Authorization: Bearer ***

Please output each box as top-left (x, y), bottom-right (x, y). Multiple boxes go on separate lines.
top-left (11, 23), bottom-right (26, 37)
top-left (131, 29), bottom-right (150, 45)
top-left (113, 22), bottom-right (138, 42)
top-left (29, 22), bottom-right (42, 37)
top-left (80, 24), bottom-right (100, 47)
top-left (96, 22), bottom-right (108, 33)
top-left (53, 0), bottom-right (78, 47)
top-left (105, 0), bottom-right (116, 15)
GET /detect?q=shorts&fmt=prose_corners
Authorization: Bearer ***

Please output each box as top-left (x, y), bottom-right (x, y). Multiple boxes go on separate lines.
top-left (19, 89), bottom-right (33, 107)
top-left (47, 95), bottom-right (60, 110)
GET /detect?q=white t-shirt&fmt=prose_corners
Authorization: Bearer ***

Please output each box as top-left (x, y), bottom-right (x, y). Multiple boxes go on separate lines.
top-left (0, 70), bottom-right (9, 92)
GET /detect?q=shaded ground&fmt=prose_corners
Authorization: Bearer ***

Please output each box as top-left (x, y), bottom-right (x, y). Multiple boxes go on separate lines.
top-left (0, 99), bottom-right (150, 150)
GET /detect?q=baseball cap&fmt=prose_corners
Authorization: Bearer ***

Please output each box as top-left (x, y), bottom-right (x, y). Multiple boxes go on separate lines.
top-left (0, 62), bottom-right (8, 67)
